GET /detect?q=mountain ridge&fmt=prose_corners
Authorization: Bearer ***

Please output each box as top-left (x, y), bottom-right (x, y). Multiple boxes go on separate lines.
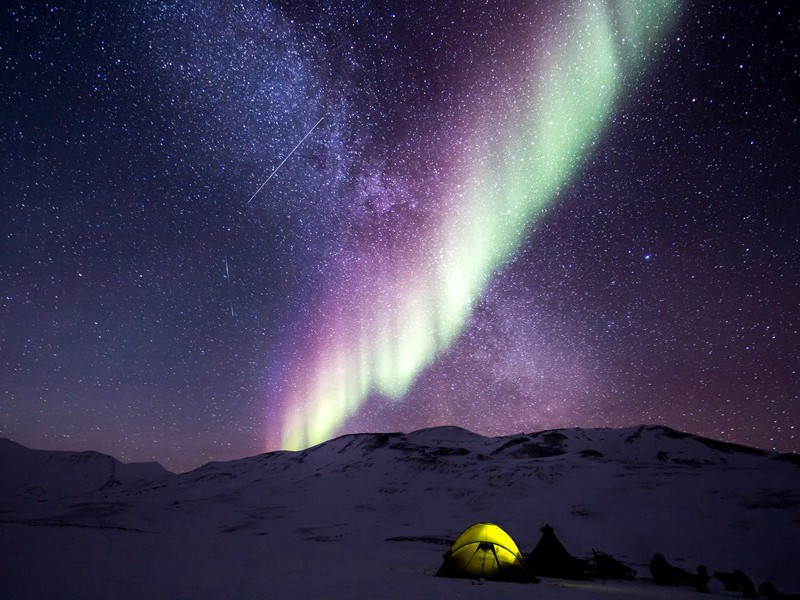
top-left (3, 423), bottom-right (798, 482)
top-left (0, 437), bottom-right (173, 501)
top-left (2, 424), bottom-right (800, 597)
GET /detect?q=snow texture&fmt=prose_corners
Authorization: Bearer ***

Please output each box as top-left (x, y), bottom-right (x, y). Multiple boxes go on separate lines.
top-left (1, 425), bottom-right (799, 599)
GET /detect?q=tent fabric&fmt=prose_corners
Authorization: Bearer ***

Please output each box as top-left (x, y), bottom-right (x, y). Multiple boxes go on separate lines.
top-left (436, 522), bottom-right (532, 582)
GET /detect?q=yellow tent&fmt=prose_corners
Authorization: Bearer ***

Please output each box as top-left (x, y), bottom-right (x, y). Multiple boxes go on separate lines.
top-left (436, 522), bottom-right (534, 582)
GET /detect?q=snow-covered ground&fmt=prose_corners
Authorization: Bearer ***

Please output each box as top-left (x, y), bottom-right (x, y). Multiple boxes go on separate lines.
top-left (2, 425), bottom-right (799, 599)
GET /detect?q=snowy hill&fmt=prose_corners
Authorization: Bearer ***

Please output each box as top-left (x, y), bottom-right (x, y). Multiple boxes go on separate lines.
top-left (1, 425), bottom-right (799, 599)
top-left (0, 438), bottom-right (172, 502)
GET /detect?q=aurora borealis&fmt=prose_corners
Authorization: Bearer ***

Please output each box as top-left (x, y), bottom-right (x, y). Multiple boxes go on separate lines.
top-left (2, 1), bottom-right (798, 471)
top-left (276, 2), bottom-right (682, 450)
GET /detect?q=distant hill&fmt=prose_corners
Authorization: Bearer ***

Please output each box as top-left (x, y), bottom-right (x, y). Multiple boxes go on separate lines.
top-left (0, 438), bottom-right (172, 501)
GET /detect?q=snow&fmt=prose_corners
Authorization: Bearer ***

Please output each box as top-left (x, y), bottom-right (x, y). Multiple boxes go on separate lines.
top-left (1, 425), bottom-right (799, 599)
top-left (0, 438), bottom-right (171, 501)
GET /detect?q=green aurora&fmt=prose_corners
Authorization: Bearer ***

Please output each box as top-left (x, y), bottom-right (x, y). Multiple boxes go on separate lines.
top-left (280, 1), bottom-right (681, 450)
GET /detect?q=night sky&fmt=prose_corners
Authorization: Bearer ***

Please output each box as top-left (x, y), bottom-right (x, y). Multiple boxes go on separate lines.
top-left (1, 1), bottom-right (798, 472)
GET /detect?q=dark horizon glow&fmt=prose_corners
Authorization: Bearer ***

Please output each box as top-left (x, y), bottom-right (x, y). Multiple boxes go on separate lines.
top-left (1, 1), bottom-right (798, 472)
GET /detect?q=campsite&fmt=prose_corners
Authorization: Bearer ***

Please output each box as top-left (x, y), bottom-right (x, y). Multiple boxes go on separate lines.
top-left (2, 425), bottom-right (799, 598)
top-left (1, 4), bottom-right (796, 597)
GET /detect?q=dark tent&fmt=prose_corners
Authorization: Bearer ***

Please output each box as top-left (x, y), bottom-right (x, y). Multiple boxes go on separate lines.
top-left (527, 524), bottom-right (592, 579)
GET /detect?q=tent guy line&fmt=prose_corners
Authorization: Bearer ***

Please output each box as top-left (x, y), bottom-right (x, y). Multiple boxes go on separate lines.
top-left (245, 116), bottom-right (325, 205)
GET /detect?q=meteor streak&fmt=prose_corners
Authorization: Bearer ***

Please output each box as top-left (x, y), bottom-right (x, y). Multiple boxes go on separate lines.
top-left (224, 256), bottom-right (234, 317)
top-left (246, 116), bottom-right (325, 205)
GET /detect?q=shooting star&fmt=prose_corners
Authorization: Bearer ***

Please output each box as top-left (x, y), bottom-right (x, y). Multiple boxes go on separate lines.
top-left (224, 256), bottom-right (235, 317)
top-left (246, 116), bottom-right (325, 205)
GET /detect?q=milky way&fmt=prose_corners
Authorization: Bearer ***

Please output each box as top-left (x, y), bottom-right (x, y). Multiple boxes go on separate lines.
top-left (1, 1), bottom-right (798, 471)
top-left (274, 2), bottom-right (682, 450)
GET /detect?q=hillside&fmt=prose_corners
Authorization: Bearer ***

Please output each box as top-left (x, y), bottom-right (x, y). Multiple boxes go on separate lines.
top-left (1, 425), bottom-right (798, 599)
top-left (0, 438), bottom-right (172, 501)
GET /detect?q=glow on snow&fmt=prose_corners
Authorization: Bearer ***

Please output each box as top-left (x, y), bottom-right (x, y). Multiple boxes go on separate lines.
top-left (274, 1), bottom-right (681, 450)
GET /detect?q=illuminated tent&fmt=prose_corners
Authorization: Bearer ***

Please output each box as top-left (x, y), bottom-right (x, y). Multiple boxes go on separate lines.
top-left (436, 522), bottom-right (534, 582)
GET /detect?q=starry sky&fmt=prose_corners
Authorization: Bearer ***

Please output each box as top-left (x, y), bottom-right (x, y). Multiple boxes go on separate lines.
top-left (1, 1), bottom-right (798, 472)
